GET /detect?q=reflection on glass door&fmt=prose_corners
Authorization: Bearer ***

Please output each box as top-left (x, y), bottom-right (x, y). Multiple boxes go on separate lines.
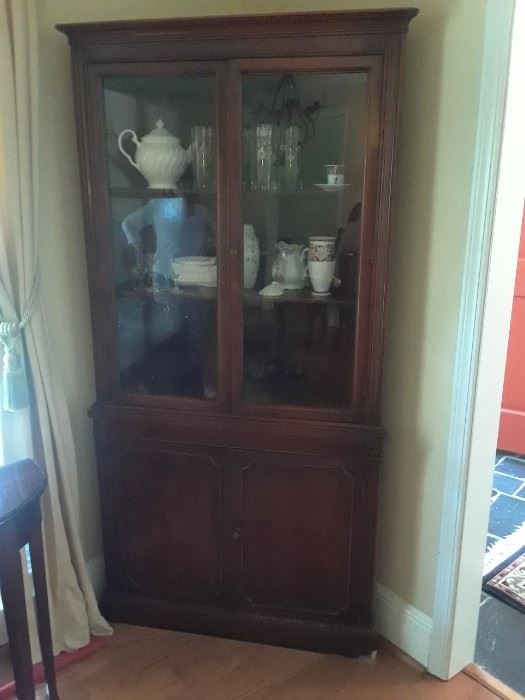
top-left (241, 72), bottom-right (367, 409)
top-left (102, 74), bottom-right (218, 400)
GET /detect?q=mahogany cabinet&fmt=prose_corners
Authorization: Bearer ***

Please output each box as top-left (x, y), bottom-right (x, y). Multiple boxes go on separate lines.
top-left (58, 9), bottom-right (417, 656)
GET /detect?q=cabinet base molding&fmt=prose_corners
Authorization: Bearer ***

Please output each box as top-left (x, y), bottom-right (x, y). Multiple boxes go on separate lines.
top-left (100, 592), bottom-right (378, 658)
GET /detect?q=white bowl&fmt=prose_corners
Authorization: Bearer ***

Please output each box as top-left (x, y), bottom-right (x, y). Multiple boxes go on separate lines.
top-left (172, 256), bottom-right (217, 287)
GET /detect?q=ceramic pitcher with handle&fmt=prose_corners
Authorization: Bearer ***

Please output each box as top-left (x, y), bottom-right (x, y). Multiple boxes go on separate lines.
top-left (272, 242), bottom-right (307, 290)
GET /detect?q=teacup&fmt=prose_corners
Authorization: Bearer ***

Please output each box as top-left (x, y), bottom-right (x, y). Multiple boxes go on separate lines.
top-left (305, 236), bottom-right (336, 262)
top-left (303, 236), bottom-right (336, 295)
top-left (325, 164), bottom-right (345, 186)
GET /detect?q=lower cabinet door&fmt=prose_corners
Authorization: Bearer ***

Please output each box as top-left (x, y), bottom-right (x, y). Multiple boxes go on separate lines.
top-left (106, 440), bottom-right (224, 600)
top-left (238, 451), bottom-right (376, 620)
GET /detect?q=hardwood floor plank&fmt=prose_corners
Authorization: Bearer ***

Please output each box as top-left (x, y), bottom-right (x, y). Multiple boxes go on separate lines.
top-left (0, 624), bottom-right (501, 699)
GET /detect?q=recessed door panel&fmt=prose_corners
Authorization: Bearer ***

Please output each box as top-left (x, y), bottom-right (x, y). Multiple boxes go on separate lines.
top-left (114, 444), bottom-right (223, 599)
top-left (240, 457), bottom-right (352, 613)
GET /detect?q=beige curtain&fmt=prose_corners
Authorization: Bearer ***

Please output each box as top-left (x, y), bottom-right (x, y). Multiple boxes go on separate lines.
top-left (0, 0), bottom-right (111, 653)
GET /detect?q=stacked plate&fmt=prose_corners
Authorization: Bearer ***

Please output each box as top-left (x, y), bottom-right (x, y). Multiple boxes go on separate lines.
top-left (171, 256), bottom-right (217, 287)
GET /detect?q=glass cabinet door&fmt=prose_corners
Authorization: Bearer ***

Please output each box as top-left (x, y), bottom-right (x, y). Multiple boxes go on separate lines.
top-left (240, 71), bottom-right (368, 410)
top-left (101, 73), bottom-right (220, 401)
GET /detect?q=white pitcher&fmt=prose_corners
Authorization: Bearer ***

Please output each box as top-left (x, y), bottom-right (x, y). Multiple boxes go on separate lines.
top-left (272, 242), bottom-right (307, 290)
top-left (118, 119), bottom-right (191, 189)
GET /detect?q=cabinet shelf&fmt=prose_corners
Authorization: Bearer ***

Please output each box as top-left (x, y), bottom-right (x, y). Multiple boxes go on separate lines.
top-left (243, 187), bottom-right (359, 196)
top-left (246, 289), bottom-right (355, 306)
top-left (109, 187), bottom-right (358, 199)
top-left (109, 187), bottom-right (215, 198)
top-left (117, 286), bottom-right (356, 307)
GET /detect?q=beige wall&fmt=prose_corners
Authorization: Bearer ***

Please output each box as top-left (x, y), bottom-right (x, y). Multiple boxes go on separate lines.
top-left (38, 0), bottom-right (486, 615)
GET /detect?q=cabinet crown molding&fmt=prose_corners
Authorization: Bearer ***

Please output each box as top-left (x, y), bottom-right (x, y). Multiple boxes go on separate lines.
top-left (57, 9), bottom-right (418, 45)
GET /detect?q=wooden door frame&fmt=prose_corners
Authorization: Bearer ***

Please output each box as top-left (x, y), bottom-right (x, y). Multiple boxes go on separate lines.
top-left (429, 0), bottom-right (524, 679)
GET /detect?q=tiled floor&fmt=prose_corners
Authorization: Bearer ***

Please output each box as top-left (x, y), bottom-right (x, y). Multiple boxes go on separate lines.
top-left (474, 454), bottom-right (525, 696)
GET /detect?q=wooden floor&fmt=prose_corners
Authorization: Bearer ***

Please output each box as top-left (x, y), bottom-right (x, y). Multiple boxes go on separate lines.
top-left (1, 624), bottom-right (502, 699)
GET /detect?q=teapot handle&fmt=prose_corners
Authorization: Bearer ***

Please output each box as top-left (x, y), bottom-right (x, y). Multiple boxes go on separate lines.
top-left (118, 129), bottom-right (141, 171)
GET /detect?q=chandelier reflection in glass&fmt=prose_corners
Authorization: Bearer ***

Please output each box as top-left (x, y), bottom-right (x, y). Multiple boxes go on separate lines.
top-left (243, 74), bottom-right (322, 191)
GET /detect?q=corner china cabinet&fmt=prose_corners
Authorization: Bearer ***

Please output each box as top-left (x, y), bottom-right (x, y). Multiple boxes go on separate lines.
top-left (58, 9), bottom-right (417, 656)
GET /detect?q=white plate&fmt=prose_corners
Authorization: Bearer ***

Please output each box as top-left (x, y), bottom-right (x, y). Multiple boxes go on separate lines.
top-left (314, 183), bottom-right (351, 192)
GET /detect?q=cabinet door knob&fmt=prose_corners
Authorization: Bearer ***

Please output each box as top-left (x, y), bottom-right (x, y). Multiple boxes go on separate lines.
top-left (230, 248), bottom-right (238, 257)
top-left (232, 528), bottom-right (241, 541)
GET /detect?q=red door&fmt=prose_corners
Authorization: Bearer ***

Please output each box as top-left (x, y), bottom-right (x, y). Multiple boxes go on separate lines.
top-left (498, 204), bottom-right (525, 452)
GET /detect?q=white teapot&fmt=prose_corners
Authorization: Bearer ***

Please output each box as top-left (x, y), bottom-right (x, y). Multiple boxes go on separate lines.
top-left (118, 119), bottom-right (191, 189)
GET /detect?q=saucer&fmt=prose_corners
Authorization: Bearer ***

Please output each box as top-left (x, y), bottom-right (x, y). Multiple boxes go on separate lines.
top-left (314, 183), bottom-right (350, 192)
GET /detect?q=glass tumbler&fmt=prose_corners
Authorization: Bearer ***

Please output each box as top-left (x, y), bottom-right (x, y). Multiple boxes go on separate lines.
top-left (191, 126), bottom-right (214, 190)
top-left (281, 125), bottom-right (300, 190)
top-left (255, 124), bottom-right (275, 191)
top-left (242, 127), bottom-right (252, 190)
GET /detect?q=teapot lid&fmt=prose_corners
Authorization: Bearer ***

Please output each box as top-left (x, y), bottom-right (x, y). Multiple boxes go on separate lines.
top-left (142, 119), bottom-right (180, 144)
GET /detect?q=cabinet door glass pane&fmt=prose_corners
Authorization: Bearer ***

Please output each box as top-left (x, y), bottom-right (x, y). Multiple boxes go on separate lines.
top-left (241, 72), bottom-right (367, 408)
top-left (103, 75), bottom-right (218, 399)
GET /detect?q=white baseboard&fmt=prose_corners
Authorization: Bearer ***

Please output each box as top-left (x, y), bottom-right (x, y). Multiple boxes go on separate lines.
top-left (86, 554), bottom-right (105, 600)
top-left (374, 583), bottom-right (433, 667)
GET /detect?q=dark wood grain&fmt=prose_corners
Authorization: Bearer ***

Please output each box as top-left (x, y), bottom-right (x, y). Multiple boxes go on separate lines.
top-left (28, 518), bottom-right (60, 700)
top-left (92, 401), bottom-right (385, 457)
top-left (57, 10), bottom-right (418, 44)
top-left (240, 456), bottom-right (352, 614)
top-left (0, 461), bottom-right (59, 700)
top-left (0, 520), bottom-right (35, 700)
top-left (100, 593), bottom-right (379, 658)
top-left (60, 9), bottom-right (417, 657)
top-left (0, 459), bottom-right (46, 525)
top-left (114, 444), bottom-right (223, 599)
top-left (118, 287), bottom-right (355, 307)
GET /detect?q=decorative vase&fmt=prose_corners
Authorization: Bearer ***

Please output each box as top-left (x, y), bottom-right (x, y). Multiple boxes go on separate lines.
top-left (243, 224), bottom-right (260, 289)
top-left (118, 119), bottom-right (191, 189)
top-left (305, 236), bottom-right (336, 295)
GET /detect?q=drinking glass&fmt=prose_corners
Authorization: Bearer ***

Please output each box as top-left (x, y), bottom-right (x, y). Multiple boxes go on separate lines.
top-left (191, 126), bottom-right (213, 190)
top-left (255, 124), bottom-right (275, 191)
top-left (281, 125), bottom-right (300, 190)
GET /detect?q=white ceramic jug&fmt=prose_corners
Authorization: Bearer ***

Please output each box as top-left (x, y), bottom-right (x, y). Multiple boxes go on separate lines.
top-left (118, 119), bottom-right (191, 189)
top-left (272, 242), bottom-right (307, 290)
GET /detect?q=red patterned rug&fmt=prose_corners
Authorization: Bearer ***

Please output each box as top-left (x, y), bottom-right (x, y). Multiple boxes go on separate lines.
top-left (0, 637), bottom-right (104, 699)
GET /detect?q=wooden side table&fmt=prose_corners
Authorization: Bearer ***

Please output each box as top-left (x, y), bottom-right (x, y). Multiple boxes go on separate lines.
top-left (0, 459), bottom-right (59, 700)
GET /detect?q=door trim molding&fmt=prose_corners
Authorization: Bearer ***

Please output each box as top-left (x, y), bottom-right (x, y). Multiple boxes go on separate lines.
top-left (429, 0), bottom-right (521, 679)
